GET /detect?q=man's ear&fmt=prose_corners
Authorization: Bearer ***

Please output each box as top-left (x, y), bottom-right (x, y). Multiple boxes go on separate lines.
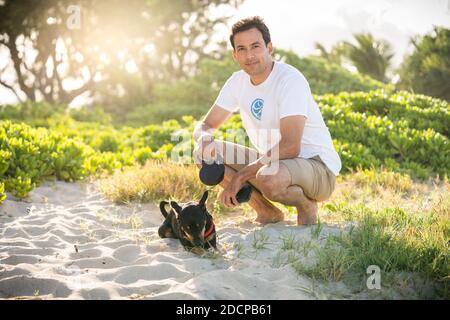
top-left (199, 190), bottom-right (208, 207)
top-left (267, 42), bottom-right (273, 55)
top-left (231, 49), bottom-right (238, 62)
top-left (170, 201), bottom-right (182, 216)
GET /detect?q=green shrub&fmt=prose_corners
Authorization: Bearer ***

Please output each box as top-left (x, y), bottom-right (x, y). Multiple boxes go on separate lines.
top-left (1, 89), bottom-right (448, 200)
top-left (133, 147), bottom-right (153, 165)
top-left (90, 132), bottom-right (120, 153)
top-left (69, 105), bottom-right (112, 124)
top-left (126, 103), bottom-right (207, 126)
top-left (316, 90), bottom-right (450, 137)
top-left (316, 91), bottom-right (450, 177)
top-left (0, 102), bottom-right (66, 127)
top-left (0, 181), bottom-right (6, 204)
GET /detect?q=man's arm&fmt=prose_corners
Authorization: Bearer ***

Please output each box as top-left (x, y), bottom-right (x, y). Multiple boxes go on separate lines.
top-left (235, 115), bottom-right (306, 182)
top-left (193, 105), bottom-right (231, 140)
top-left (193, 105), bottom-right (232, 159)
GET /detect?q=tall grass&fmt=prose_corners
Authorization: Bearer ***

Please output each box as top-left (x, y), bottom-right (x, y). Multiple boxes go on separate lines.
top-left (98, 159), bottom-right (230, 217)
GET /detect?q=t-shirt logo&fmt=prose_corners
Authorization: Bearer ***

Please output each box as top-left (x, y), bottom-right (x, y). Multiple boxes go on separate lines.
top-left (250, 98), bottom-right (264, 120)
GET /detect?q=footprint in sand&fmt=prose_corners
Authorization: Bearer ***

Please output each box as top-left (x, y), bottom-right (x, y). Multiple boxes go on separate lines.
top-left (8, 247), bottom-right (54, 257)
top-left (111, 264), bottom-right (190, 285)
top-left (0, 266), bottom-right (33, 279)
top-left (1, 254), bottom-right (40, 265)
top-left (112, 244), bottom-right (141, 263)
top-left (0, 240), bottom-right (30, 248)
top-left (22, 226), bottom-right (52, 237)
top-left (2, 227), bottom-right (30, 238)
top-left (19, 218), bottom-right (51, 226)
top-left (68, 207), bottom-right (91, 214)
top-left (79, 288), bottom-right (112, 300)
top-left (0, 276), bottom-right (72, 298)
top-left (69, 248), bottom-right (102, 260)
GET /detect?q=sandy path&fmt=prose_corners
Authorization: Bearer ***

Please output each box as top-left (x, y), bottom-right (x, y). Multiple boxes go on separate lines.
top-left (0, 181), bottom-right (345, 299)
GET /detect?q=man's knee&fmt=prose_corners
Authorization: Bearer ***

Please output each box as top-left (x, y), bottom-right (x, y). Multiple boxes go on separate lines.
top-left (255, 165), bottom-right (286, 201)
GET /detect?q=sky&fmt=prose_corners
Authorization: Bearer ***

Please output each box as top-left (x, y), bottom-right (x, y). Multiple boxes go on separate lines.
top-left (1, 0), bottom-right (449, 105)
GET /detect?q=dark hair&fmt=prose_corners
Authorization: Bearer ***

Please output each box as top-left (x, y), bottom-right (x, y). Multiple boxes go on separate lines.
top-left (229, 16), bottom-right (271, 49)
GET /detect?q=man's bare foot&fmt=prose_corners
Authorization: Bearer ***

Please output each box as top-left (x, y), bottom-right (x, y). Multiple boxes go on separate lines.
top-left (255, 209), bottom-right (284, 224)
top-left (296, 189), bottom-right (318, 225)
top-left (250, 194), bottom-right (284, 224)
top-left (239, 184), bottom-right (284, 224)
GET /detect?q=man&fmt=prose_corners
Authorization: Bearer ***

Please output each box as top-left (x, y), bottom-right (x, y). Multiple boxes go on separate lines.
top-left (193, 16), bottom-right (341, 225)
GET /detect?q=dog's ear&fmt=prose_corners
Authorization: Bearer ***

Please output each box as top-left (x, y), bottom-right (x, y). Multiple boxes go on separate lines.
top-left (159, 201), bottom-right (170, 218)
top-left (199, 190), bottom-right (208, 207)
top-left (170, 201), bottom-right (182, 216)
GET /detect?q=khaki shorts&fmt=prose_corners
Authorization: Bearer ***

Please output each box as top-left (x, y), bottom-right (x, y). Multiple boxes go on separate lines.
top-left (281, 156), bottom-right (336, 201)
top-left (197, 140), bottom-right (336, 202)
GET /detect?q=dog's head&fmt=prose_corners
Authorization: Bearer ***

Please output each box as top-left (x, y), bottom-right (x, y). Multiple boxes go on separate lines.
top-left (170, 191), bottom-right (210, 248)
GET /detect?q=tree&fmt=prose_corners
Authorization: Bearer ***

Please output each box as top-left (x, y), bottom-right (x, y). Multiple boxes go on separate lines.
top-left (398, 27), bottom-right (450, 101)
top-left (314, 42), bottom-right (346, 65)
top-left (275, 48), bottom-right (389, 94)
top-left (0, 0), bottom-right (242, 106)
top-left (341, 33), bottom-right (393, 83)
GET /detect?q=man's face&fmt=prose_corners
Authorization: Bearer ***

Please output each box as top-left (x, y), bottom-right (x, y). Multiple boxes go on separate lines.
top-left (232, 28), bottom-right (273, 77)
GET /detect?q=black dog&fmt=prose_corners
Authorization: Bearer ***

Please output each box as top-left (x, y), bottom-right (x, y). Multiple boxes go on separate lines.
top-left (158, 191), bottom-right (217, 251)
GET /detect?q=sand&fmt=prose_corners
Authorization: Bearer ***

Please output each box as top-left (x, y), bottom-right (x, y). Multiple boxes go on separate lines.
top-left (0, 180), bottom-right (350, 300)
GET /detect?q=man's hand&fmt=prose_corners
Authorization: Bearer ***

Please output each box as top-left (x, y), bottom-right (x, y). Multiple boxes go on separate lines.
top-left (194, 136), bottom-right (216, 162)
top-left (220, 174), bottom-right (245, 208)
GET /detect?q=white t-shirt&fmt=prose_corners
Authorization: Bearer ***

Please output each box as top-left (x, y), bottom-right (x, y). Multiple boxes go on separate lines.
top-left (214, 60), bottom-right (342, 176)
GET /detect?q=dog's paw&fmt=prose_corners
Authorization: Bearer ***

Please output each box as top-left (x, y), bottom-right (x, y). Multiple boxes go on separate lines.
top-left (189, 247), bottom-right (206, 255)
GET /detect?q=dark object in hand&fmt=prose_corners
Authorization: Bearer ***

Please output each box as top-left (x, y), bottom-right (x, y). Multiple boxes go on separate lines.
top-left (199, 157), bottom-right (253, 203)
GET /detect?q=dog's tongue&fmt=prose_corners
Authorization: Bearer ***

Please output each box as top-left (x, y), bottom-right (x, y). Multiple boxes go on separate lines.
top-left (199, 156), bottom-right (225, 186)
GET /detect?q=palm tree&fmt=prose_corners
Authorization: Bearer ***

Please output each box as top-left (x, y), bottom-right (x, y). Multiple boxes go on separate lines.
top-left (314, 42), bottom-right (346, 65)
top-left (398, 27), bottom-right (450, 101)
top-left (342, 33), bottom-right (394, 83)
